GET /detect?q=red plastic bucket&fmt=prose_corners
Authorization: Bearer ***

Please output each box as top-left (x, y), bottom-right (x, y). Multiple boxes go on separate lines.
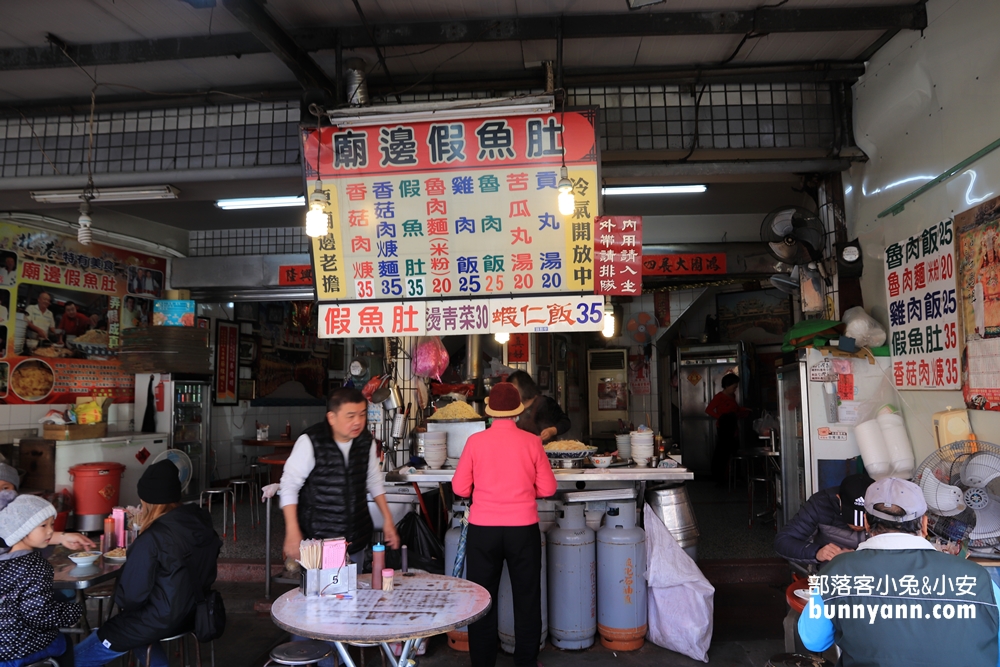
top-left (69, 462), bottom-right (125, 515)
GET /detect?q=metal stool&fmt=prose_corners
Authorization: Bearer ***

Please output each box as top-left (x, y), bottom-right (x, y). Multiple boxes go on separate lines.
top-left (250, 463), bottom-right (266, 490)
top-left (229, 479), bottom-right (259, 527)
top-left (25, 660), bottom-right (58, 667)
top-left (264, 641), bottom-right (332, 666)
top-left (136, 631), bottom-right (201, 667)
top-left (85, 581), bottom-right (117, 628)
top-left (199, 487), bottom-right (237, 541)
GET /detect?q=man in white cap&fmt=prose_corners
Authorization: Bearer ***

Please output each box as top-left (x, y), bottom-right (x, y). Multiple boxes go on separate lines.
top-left (799, 477), bottom-right (1000, 666)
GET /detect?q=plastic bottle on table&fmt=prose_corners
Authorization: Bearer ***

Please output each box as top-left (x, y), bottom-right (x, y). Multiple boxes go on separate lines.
top-left (372, 543), bottom-right (385, 591)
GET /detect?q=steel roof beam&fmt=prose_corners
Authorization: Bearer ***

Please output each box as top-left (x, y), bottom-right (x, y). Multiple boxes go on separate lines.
top-left (0, 4), bottom-right (927, 72)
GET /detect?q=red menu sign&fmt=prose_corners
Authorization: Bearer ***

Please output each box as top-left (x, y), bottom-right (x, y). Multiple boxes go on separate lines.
top-left (594, 216), bottom-right (642, 295)
top-left (215, 321), bottom-right (238, 404)
top-left (642, 253), bottom-right (726, 276)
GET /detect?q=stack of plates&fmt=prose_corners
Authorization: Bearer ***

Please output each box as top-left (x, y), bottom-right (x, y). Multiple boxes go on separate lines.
top-left (615, 433), bottom-right (631, 460)
top-left (631, 431), bottom-right (655, 467)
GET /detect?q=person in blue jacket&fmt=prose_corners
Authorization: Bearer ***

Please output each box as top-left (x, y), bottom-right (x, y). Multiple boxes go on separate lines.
top-left (799, 477), bottom-right (1000, 667)
top-left (775, 473), bottom-right (874, 567)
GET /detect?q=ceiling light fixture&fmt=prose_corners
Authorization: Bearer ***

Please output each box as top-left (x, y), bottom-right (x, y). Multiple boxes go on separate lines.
top-left (77, 200), bottom-right (93, 245)
top-left (556, 98), bottom-right (575, 216)
top-left (328, 96), bottom-right (555, 128)
top-left (215, 196), bottom-right (305, 210)
top-left (602, 302), bottom-right (616, 338)
top-left (602, 185), bottom-right (707, 195)
top-left (494, 331), bottom-right (510, 344)
top-left (31, 185), bottom-right (179, 204)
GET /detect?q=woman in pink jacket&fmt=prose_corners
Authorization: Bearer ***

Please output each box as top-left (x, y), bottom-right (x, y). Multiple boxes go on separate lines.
top-left (452, 382), bottom-right (557, 667)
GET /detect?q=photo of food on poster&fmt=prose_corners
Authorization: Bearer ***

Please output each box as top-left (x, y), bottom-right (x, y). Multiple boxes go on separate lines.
top-left (0, 223), bottom-right (166, 404)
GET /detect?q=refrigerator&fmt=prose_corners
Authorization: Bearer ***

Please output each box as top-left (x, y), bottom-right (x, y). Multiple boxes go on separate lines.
top-left (134, 373), bottom-right (211, 499)
top-left (776, 347), bottom-right (892, 525)
top-left (676, 343), bottom-right (746, 475)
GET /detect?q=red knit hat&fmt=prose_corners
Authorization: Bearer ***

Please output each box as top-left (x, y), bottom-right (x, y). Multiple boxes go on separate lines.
top-left (485, 382), bottom-right (524, 417)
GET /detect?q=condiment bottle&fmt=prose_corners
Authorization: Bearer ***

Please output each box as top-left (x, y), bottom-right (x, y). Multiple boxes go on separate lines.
top-left (285, 421), bottom-right (292, 439)
top-left (103, 517), bottom-right (116, 550)
top-left (382, 568), bottom-right (394, 592)
top-left (371, 543), bottom-right (385, 591)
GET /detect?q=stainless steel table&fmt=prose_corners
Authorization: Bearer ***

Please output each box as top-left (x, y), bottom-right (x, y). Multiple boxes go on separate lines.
top-left (49, 548), bottom-right (123, 634)
top-left (270, 572), bottom-right (490, 667)
top-left (386, 466), bottom-right (694, 483)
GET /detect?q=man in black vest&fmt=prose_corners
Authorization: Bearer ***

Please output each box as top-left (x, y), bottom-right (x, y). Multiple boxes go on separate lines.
top-left (799, 477), bottom-right (1000, 666)
top-left (280, 387), bottom-right (400, 565)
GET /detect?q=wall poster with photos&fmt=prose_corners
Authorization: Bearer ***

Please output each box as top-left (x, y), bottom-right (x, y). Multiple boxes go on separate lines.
top-left (0, 223), bottom-right (166, 404)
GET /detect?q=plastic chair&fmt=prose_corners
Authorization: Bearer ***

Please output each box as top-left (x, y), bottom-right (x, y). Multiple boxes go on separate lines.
top-left (263, 641), bottom-right (333, 666)
top-left (199, 487), bottom-right (237, 541)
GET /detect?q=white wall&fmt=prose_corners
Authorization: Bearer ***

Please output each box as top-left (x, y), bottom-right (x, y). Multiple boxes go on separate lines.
top-left (210, 404), bottom-right (328, 480)
top-left (847, 0), bottom-right (1000, 464)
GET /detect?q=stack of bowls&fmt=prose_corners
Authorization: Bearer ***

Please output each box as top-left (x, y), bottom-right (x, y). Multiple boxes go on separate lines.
top-left (615, 433), bottom-right (632, 461)
top-left (422, 432), bottom-right (448, 469)
top-left (630, 430), bottom-right (655, 467)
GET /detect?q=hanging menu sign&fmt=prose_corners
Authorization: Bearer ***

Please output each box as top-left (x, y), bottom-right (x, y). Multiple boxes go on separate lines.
top-left (642, 252), bottom-right (727, 276)
top-left (594, 216), bottom-right (642, 295)
top-left (318, 294), bottom-right (605, 338)
top-left (304, 109), bottom-right (599, 305)
top-left (884, 218), bottom-right (959, 389)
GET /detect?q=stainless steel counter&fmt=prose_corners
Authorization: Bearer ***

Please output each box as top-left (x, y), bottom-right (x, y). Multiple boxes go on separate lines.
top-left (386, 466), bottom-right (693, 484)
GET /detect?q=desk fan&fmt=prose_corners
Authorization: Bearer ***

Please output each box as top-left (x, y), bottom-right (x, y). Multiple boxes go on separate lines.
top-left (151, 448), bottom-right (193, 493)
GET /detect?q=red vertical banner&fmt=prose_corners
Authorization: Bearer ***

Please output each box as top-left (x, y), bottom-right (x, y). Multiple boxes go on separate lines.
top-left (215, 321), bottom-right (239, 404)
top-left (594, 216), bottom-right (643, 295)
top-left (507, 333), bottom-right (530, 363)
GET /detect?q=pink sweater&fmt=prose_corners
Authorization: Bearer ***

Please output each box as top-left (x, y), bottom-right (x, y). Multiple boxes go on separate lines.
top-left (452, 419), bottom-right (558, 526)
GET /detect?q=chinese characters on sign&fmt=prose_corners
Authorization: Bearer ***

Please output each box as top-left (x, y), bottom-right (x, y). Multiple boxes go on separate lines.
top-left (216, 321), bottom-right (239, 404)
top-left (507, 334), bottom-right (530, 363)
top-left (884, 219), bottom-right (959, 389)
top-left (317, 294), bottom-right (606, 338)
top-left (278, 265), bottom-right (315, 286)
top-left (642, 253), bottom-right (726, 276)
top-left (304, 111), bottom-right (600, 305)
top-left (594, 216), bottom-right (642, 295)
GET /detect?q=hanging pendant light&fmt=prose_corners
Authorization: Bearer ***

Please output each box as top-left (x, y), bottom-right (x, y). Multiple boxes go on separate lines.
top-left (494, 331), bottom-right (510, 344)
top-left (77, 200), bottom-right (93, 245)
top-left (306, 108), bottom-right (329, 238)
top-left (557, 166), bottom-right (574, 216)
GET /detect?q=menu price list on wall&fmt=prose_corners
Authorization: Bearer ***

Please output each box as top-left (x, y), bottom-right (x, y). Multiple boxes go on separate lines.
top-left (318, 294), bottom-right (606, 338)
top-left (883, 218), bottom-right (960, 389)
top-left (304, 110), bottom-right (600, 303)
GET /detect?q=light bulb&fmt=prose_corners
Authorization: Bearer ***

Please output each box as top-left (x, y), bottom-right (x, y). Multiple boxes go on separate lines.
top-left (305, 183), bottom-right (330, 238)
top-left (77, 203), bottom-right (92, 245)
top-left (602, 304), bottom-right (615, 338)
top-left (494, 331), bottom-right (510, 344)
top-left (305, 202), bottom-right (328, 238)
top-left (557, 165), bottom-right (574, 216)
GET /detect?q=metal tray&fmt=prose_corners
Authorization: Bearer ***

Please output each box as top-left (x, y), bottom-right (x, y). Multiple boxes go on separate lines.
top-left (545, 448), bottom-right (598, 459)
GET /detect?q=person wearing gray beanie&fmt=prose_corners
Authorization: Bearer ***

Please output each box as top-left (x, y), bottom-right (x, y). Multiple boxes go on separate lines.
top-left (0, 462), bottom-right (18, 493)
top-left (0, 489), bottom-right (83, 664)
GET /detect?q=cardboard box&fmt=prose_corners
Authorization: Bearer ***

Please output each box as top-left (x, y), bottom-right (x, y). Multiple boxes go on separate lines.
top-left (153, 300), bottom-right (195, 327)
top-left (42, 423), bottom-right (108, 441)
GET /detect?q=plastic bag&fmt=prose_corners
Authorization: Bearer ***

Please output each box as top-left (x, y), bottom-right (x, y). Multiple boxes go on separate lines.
top-left (753, 412), bottom-right (779, 437)
top-left (412, 336), bottom-right (450, 381)
top-left (644, 504), bottom-right (714, 662)
top-left (385, 511), bottom-right (445, 574)
top-left (842, 306), bottom-right (886, 348)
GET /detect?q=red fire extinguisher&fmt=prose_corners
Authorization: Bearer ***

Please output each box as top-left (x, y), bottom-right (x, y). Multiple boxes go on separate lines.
top-left (154, 378), bottom-right (164, 412)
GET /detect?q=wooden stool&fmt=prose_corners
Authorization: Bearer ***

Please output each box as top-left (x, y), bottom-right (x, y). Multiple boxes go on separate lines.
top-left (199, 488), bottom-right (237, 541)
top-left (264, 641), bottom-right (332, 666)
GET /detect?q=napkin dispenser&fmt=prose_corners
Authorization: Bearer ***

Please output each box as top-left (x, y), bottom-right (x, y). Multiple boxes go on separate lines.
top-left (301, 564), bottom-right (357, 597)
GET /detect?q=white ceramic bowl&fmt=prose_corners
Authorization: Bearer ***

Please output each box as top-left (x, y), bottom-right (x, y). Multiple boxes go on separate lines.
top-left (68, 551), bottom-right (101, 566)
top-left (590, 455), bottom-right (613, 468)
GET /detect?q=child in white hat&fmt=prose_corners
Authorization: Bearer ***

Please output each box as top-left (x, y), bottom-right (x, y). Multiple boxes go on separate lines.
top-left (0, 490), bottom-right (82, 666)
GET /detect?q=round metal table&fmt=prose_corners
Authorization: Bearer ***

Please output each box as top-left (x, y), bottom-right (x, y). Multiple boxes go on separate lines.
top-left (271, 572), bottom-right (490, 667)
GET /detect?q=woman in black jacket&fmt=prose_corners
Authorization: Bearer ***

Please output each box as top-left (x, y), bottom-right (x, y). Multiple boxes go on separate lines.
top-left (75, 460), bottom-right (222, 667)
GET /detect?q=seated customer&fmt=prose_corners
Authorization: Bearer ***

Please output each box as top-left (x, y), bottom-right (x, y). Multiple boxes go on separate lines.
top-left (75, 460), bottom-right (222, 667)
top-left (0, 462), bottom-right (95, 556)
top-left (0, 491), bottom-right (83, 667)
top-left (775, 473), bottom-right (874, 567)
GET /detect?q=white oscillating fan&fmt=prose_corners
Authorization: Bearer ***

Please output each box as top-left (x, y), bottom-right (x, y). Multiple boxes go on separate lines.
top-left (151, 448), bottom-right (193, 493)
top-left (914, 439), bottom-right (1000, 552)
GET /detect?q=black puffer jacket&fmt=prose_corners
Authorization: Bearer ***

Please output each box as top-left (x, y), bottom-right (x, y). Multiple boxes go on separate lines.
top-left (98, 504), bottom-right (221, 652)
top-left (773, 486), bottom-right (866, 564)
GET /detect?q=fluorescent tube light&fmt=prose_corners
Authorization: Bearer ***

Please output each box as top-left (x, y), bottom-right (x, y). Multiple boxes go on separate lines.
top-left (329, 96), bottom-right (555, 128)
top-left (602, 185), bottom-right (708, 195)
top-left (31, 185), bottom-right (179, 203)
top-left (215, 196), bottom-right (305, 210)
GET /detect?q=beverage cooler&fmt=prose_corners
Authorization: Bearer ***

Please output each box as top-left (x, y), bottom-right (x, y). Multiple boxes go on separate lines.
top-left (134, 373), bottom-right (211, 499)
top-left (776, 347), bottom-right (892, 525)
top-left (676, 343), bottom-right (746, 475)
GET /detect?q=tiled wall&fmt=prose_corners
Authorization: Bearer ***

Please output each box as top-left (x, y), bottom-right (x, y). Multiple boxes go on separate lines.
top-left (0, 402), bottom-right (137, 447)
top-left (210, 404), bottom-right (328, 481)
